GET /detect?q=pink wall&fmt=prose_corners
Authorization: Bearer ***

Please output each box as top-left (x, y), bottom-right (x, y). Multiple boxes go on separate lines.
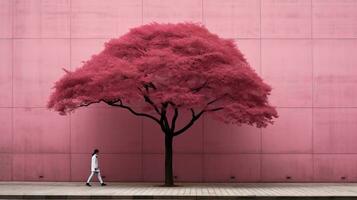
top-left (1, 0), bottom-right (357, 182)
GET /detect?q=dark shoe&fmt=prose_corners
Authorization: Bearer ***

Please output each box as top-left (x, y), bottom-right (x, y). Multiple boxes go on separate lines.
top-left (86, 183), bottom-right (91, 187)
top-left (101, 183), bottom-right (107, 186)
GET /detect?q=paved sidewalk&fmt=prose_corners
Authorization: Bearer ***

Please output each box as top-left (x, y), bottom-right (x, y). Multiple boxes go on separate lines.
top-left (1, 182), bottom-right (357, 199)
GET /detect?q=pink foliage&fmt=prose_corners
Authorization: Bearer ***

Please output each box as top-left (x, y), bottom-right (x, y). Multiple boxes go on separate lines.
top-left (48, 23), bottom-right (277, 128)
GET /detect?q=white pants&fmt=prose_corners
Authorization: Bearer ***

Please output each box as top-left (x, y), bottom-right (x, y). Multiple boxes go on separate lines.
top-left (86, 171), bottom-right (104, 184)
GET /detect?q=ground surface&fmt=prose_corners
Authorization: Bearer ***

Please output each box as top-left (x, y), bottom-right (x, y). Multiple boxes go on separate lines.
top-left (1, 182), bottom-right (357, 199)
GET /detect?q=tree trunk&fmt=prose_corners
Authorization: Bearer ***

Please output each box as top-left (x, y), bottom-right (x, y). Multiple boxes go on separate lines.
top-left (164, 134), bottom-right (174, 186)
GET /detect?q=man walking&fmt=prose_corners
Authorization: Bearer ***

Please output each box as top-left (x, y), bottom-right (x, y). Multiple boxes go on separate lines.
top-left (86, 149), bottom-right (107, 186)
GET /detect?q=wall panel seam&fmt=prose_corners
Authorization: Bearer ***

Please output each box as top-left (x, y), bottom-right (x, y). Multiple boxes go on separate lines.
top-left (10, 0), bottom-right (14, 182)
top-left (311, 0), bottom-right (315, 182)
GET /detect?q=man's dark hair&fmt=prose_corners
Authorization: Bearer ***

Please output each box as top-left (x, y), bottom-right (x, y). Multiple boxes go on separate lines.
top-left (92, 149), bottom-right (99, 156)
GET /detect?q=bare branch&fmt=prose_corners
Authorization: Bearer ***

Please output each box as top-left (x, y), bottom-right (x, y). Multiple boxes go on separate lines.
top-left (207, 94), bottom-right (226, 106)
top-left (160, 103), bottom-right (171, 133)
top-left (205, 107), bottom-right (224, 112)
top-left (76, 99), bottom-right (103, 108)
top-left (191, 81), bottom-right (208, 93)
top-left (137, 86), bottom-right (161, 115)
top-left (190, 108), bottom-right (195, 117)
top-left (170, 107), bottom-right (178, 132)
top-left (105, 100), bottom-right (160, 124)
top-left (173, 106), bottom-right (224, 137)
top-left (62, 68), bottom-right (71, 74)
top-left (173, 109), bottom-right (204, 137)
top-left (144, 95), bottom-right (161, 115)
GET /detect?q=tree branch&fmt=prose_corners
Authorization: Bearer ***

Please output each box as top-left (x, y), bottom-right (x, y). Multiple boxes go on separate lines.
top-left (105, 100), bottom-right (160, 124)
top-left (172, 106), bottom-right (224, 137)
top-left (170, 107), bottom-right (178, 132)
top-left (144, 94), bottom-right (161, 115)
top-left (76, 99), bottom-right (103, 108)
top-left (74, 96), bottom-right (223, 138)
top-left (191, 81), bottom-right (208, 93)
top-left (138, 83), bottom-right (161, 116)
top-left (173, 109), bottom-right (205, 137)
top-left (160, 103), bottom-right (171, 133)
top-left (205, 107), bottom-right (224, 112)
top-left (207, 94), bottom-right (226, 106)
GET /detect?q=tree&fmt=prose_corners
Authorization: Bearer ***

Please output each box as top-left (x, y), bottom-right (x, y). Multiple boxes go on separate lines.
top-left (48, 23), bottom-right (278, 186)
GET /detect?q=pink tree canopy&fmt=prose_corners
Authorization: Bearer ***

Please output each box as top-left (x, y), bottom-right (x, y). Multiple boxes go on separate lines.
top-left (48, 23), bottom-right (277, 129)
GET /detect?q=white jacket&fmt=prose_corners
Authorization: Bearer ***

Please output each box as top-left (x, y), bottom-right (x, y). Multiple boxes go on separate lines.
top-left (91, 154), bottom-right (99, 172)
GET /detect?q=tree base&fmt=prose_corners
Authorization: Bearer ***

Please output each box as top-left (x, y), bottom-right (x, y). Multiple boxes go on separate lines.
top-left (157, 184), bottom-right (180, 187)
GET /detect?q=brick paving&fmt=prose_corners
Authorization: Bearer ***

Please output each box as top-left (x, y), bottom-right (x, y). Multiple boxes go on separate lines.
top-left (1, 182), bottom-right (357, 199)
